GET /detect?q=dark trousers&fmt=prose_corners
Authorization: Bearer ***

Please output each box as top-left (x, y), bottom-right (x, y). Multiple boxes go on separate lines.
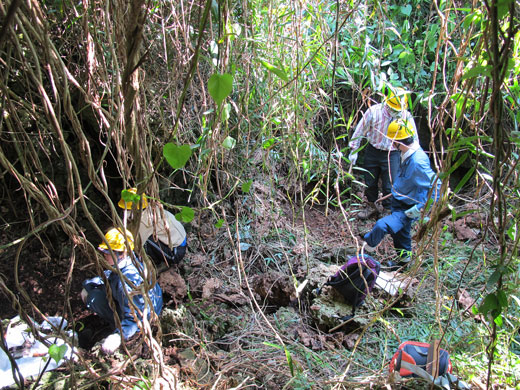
top-left (144, 238), bottom-right (187, 267)
top-left (83, 285), bottom-right (121, 329)
top-left (363, 199), bottom-right (413, 258)
top-left (363, 144), bottom-right (400, 209)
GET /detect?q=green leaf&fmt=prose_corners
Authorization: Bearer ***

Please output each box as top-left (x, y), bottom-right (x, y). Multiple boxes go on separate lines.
top-left (494, 314), bottom-right (503, 327)
top-left (497, 0), bottom-right (514, 20)
top-left (208, 73), bottom-right (233, 105)
top-left (497, 290), bottom-right (508, 308)
top-left (400, 4), bottom-right (412, 16)
top-left (163, 143), bottom-right (192, 169)
top-left (479, 293), bottom-right (498, 316)
top-left (215, 219), bottom-right (224, 228)
top-left (48, 344), bottom-right (67, 364)
top-left (133, 381), bottom-right (149, 390)
top-left (222, 103), bottom-right (231, 121)
top-left (262, 137), bottom-right (278, 149)
top-left (462, 65), bottom-right (492, 80)
top-left (263, 341), bottom-right (283, 350)
top-left (453, 166), bottom-right (475, 193)
top-left (241, 179), bottom-right (253, 193)
top-left (284, 347), bottom-right (295, 377)
top-left (259, 60), bottom-right (289, 82)
top-left (175, 206), bottom-right (195, 223)
top-left (121, 189), bottom-right (141, 204)
top-left (222, 136), bottom-right (236, 149)
top-left (487, 269), bottom-right (502, 287)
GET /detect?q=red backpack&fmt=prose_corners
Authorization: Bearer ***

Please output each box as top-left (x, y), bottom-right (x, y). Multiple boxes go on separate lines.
top-left (389, 341), bottom-right (452, 378)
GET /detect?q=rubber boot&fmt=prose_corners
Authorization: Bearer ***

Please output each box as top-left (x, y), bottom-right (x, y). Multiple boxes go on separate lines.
top-left (357, 202), bottom-right (380, 220)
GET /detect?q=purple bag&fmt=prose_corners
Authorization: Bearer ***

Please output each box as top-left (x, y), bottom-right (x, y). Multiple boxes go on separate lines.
top-left (324, 254), bottom-right (380, 319)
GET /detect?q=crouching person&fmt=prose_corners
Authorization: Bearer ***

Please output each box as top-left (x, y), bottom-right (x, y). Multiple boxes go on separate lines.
top-left (118, 188), bottom-right (187, 269)
top-left (80, 227), bottom-right (163, 354)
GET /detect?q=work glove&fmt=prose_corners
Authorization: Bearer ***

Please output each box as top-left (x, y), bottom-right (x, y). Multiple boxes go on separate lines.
top-left (101, 333), bottom-right (121, 355)
top-left (348, 151), bottom-right (358, 165)
top-left (404, 205), bottom-right (422, 219)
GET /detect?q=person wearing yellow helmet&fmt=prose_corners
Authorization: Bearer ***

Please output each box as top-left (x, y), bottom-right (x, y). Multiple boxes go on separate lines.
top-left (119, 188), bottom-right (187, 270)
top-left (80, 227), bottom-right (163, 354)
top-left (361, 120), bottom-right (441, 270)
top-left (348, 85), bottom-right (418, 219)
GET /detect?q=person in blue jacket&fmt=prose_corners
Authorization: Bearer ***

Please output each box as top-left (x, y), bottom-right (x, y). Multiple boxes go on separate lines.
top-left (362, 119), bottom-right (441, 269)
top-left (80, 227), bottom-right (163, 354)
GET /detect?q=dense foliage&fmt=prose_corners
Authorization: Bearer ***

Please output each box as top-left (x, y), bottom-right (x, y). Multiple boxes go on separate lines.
top-left (0, 0), bottom-right (519, 388)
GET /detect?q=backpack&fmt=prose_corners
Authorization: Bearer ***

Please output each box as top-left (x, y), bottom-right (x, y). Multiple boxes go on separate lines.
top-left (389, 341), bottom-right (452, 378)
top-left (389, 341), bottom-right (469, 389)
top-left (318, 254), bottom-right (380, 320)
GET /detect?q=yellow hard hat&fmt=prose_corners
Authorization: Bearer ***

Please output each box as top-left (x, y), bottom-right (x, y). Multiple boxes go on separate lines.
top-left (118, 188), bottom-right (148, 210)
top-left (385, 87), bottom-right (408, 111)
top-left (98, 228), bottom-right (135, 252)
top-left (386, 119), bottom-right (414, 140)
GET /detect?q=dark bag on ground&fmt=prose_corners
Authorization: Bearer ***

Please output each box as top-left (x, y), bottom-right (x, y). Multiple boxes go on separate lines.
top-left (321, 254), bottom-right (380, 320)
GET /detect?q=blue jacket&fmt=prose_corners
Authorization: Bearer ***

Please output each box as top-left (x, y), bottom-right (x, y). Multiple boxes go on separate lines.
top-left (392, 147), bottom-right (441, 209)
top-left (83, 254), bottom-right (163, 340)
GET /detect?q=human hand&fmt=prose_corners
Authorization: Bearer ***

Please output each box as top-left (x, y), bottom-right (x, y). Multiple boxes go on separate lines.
top-left (101, 333), bottom-right (121, 355)
top-left (405, 205), bottom-right (422, 219)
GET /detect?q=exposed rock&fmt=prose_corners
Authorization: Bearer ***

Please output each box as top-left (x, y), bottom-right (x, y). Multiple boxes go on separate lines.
top-left (159, 269), bottom-right (187, 304)
top-left (250, 271), bottom-right (295, 306)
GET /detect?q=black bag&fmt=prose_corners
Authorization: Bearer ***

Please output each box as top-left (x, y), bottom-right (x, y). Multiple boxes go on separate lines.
top-left (318, 254), bottom-right (380, 320)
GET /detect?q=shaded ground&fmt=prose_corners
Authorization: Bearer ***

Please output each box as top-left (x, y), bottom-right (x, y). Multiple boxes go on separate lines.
top-left (0, 184), bottom-right (495, 389)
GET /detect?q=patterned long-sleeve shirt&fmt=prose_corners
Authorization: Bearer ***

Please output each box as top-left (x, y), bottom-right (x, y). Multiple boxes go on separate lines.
top-left (349, 103), bottom-right (418, 152)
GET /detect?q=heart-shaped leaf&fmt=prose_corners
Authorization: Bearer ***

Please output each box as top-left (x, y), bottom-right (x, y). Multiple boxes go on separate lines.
top-left (208, 73), bottom-right (233, 106)
top-left (400, 4), bottom-right (412, 16)
top-left (49, 344), bottom-right (67, 364)
top-left (163, 143), bottom-right (192, 169)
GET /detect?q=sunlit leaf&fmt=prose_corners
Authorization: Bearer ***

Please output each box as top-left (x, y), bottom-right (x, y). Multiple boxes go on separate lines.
top-left (462, 65), bottom-right (492, 80)
top-left (222, 103), bottom-right (231, 121)
top-left (259, 60), bottom-right (289, 82)
top-left (49, 344), bottom-right (67, 364)
top-left (175, 206), bottom-right (195, 223)
top-left (284, 347), bottom-right (294, 377)
top-left (222, 136), bottom-right (236, 149)
top-left (163, 143), bottom-right (192, 169)
top-left (241, 179), bottom-right (253, 193)
top-left (262, 137), bottom-right (278, 149)
top-left (208, 73), bottom-right (233, 105)
top-left (121, 189), bottom-right (141, 204)
top-left (215, 219), bottom-right (224, 228)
